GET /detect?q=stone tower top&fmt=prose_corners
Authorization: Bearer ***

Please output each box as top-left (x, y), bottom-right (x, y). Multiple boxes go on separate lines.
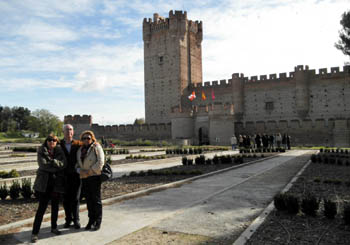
top-left (143, 10), bottom-right (203, 124)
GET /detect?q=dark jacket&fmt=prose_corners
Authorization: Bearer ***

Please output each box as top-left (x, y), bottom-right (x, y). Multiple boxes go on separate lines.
top-left (33, 145), bottom-right (67, 193)
top-left (60, 139), bottom-right (82, 175)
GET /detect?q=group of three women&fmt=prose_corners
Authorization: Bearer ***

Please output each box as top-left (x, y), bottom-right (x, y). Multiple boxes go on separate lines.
top-left (31, 128), bottom-right (105, 243)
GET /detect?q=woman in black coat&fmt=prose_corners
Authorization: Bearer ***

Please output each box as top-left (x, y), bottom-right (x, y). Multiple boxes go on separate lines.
top-left (31, 134), bottom-right (67, 243)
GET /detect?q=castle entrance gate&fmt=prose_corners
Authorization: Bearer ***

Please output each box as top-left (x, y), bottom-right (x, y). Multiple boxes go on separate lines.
top-left (199, 127), bottom-right (209, 145)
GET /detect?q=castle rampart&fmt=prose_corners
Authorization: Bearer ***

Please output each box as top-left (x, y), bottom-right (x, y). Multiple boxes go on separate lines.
top-left (64, 115), bottom-right (171, 141)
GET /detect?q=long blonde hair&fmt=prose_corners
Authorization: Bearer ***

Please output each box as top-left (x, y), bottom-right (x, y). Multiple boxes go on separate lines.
top-left (80, 130), bottom-right (97, 142)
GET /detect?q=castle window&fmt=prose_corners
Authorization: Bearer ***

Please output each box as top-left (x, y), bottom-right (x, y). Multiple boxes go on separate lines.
top-left (158, 56), bottom-right (164, 65)
top-left (265, 102), bottom-right (274, 110)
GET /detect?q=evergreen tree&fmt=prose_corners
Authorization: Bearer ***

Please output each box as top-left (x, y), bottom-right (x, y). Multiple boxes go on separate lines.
top-left (335, 11), bottom-right (350, 58)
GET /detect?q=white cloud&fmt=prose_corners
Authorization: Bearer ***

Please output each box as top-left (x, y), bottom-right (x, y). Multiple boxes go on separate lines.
top-left (16, 20), bottom-right (78, 43)
top-left (189, 0), bottom-right (349, 81)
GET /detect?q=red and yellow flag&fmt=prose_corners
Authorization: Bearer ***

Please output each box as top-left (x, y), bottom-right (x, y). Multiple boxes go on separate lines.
top-left (188, 91), bottom-right (196, 101)
top-left (201, 91), bottom-right (206, 100)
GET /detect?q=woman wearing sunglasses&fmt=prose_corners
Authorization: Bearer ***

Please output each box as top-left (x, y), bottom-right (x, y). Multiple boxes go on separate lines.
top-left (31, 134), bottom-right (67, 243)
top-left (76, 130), bottom-right (104, 231)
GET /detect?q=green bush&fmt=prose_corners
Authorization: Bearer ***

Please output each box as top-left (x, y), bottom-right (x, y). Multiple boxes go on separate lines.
top-left (301, 195), bottom-right (319, 216)
top-left (343, 204), bottom-right (350, 225)
top-left (189, 170), bottom-right (202, 175)
top-left (323, 199), bottom-right (337, 219)
top-left (285, 194), bottom-right (300, 214)
top-left (311, 154), bottom-right (317, 163)
top-left (21, 178), bottom-right (33, 199)
top-left (274, 193), bottom-right (287, 211)
top-left (195, 155), bottom-right (205, 165)
top-left (9, 154), bottom-right (26, 158)
top-left (182, 157), bottom-right (188, 166)
top-left (9, 181), bottom-right (21, 200)
top-left (129, 171), bottom-right (137, 177)
top-left (323, 156), bottom-right (329, 164)
top-left (336, 159), bottom-right (343, 166)
top-left (205, 159), bottom-right (212, 165)
top-left (12, 147), bottom-right (37, 152)
top-left (8, 169), bottom-right (20, 178)
top-left (212, 155), bottom-right (219, 165)
top-left (313, 177), bottom-right (321, 183)
top-left (0, 171), bottom-right (8, 178)
top-left (187, 159), bottom-right (193, 165)
top-left (0, 183), bottom-right (9, 200)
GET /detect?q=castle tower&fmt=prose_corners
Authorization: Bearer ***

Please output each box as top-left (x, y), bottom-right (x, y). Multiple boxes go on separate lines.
top-left (294, 65), bottom-right (310, 118)
top-left (231, 73), bottom-right (245, 121)
top-left (143, 10), bottom-right (203, 123)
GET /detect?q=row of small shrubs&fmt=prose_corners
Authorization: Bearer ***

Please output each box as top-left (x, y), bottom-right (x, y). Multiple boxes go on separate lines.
top-left (125, 154), bottom-right (167, 160)
top-left (240, 147), bottom-right (286, 153)
top-left (104, 148), bottom-right (129, 154)
top-left (320, 148), bottom-right (349, 154)
top-left (274, 193), bottom-right (350, 224)
top-left (0, 169), bottom-right (20, 179)
top-left (311, 154), bottom-right (350, 166)
top-left (110, 139), bottom-right (173, 147)
top-left (166, 146), bottom-right (229, 155)
top-left (0, 178), bottom-right (33, 200)
top-left (9, 154), bottom-right (27, 158)
top-left (12, 147), bottom-right (37, 152)
top-left (125, 169), bottom-right (203, 177)
top-left (140, 149), bottom-right (163, 152)
top-left (182, 154), bottom-right (266, 166)
top-left (166, 148), bottom-right (204, 155)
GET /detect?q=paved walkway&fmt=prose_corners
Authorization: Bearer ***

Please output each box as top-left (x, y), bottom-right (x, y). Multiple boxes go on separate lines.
top-left (4, 150), bottom-right (313, 244)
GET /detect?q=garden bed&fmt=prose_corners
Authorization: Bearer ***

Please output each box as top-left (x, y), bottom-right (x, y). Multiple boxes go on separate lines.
top-left (0, 155), bottom-right (270, 228)
top-left (247, 156), bottom-right (350, 244)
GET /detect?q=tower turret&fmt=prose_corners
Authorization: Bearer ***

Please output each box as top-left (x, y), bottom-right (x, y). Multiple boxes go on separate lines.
top-left (231, 73), bottom-right (245, 120)
top-left (143, 10), bottom-right (203, 124)
top-left (294, 65), bottom-right (310, 118)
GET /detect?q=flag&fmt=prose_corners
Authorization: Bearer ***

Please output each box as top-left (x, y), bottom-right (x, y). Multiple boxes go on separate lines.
top-left (188, 91), bottom-right (196, 101)
top-left (201, 91), bottom-right (206, 100)
top-left (211, 89), bottom-right (215, 100)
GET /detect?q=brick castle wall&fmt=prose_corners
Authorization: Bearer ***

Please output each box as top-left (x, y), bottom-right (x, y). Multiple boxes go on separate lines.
top-left (64, 115), bottom-right (171, 141)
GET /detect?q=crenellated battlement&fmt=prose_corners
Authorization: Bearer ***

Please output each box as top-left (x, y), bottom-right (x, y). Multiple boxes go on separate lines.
top-left (64, 115), bottom-right (92, 125)
top-left (169, 10), bottom-right (187, 19)
top-left (65, 115), bottom-right (171, 140)
top-left (190, 65), bottom-right (350, 90)
top-left (143, 10), bottom-right (202, 37)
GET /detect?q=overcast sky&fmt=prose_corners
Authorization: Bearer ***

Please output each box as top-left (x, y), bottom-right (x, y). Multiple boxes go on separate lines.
top-left (0, 0), bottom-right (348, 125)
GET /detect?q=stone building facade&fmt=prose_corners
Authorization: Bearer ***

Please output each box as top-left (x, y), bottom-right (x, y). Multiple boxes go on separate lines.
top-left (65, 10), bottom-right (350, 147)
top-left (144, 11), bottom-right (350, 147)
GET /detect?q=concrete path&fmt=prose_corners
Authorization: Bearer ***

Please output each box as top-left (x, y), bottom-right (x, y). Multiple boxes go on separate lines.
top-left (6, 150), bottom-right (313, 244)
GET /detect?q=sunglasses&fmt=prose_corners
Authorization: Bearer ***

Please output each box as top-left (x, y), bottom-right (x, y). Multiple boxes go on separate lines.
top-left (47, 138), bottom-right (57, 142)
top-left (82, 136), bottom-right (92, 140)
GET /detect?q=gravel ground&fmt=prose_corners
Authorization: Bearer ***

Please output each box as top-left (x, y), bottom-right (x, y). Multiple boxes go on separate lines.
top-left (247, 159), bottom-right (350, 245)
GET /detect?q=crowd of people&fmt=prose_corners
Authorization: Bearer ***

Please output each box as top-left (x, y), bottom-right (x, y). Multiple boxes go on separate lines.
top-left (230, 133), bottom-right (291, 150)
top-left (31, 125), bottom-right (105, 243)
